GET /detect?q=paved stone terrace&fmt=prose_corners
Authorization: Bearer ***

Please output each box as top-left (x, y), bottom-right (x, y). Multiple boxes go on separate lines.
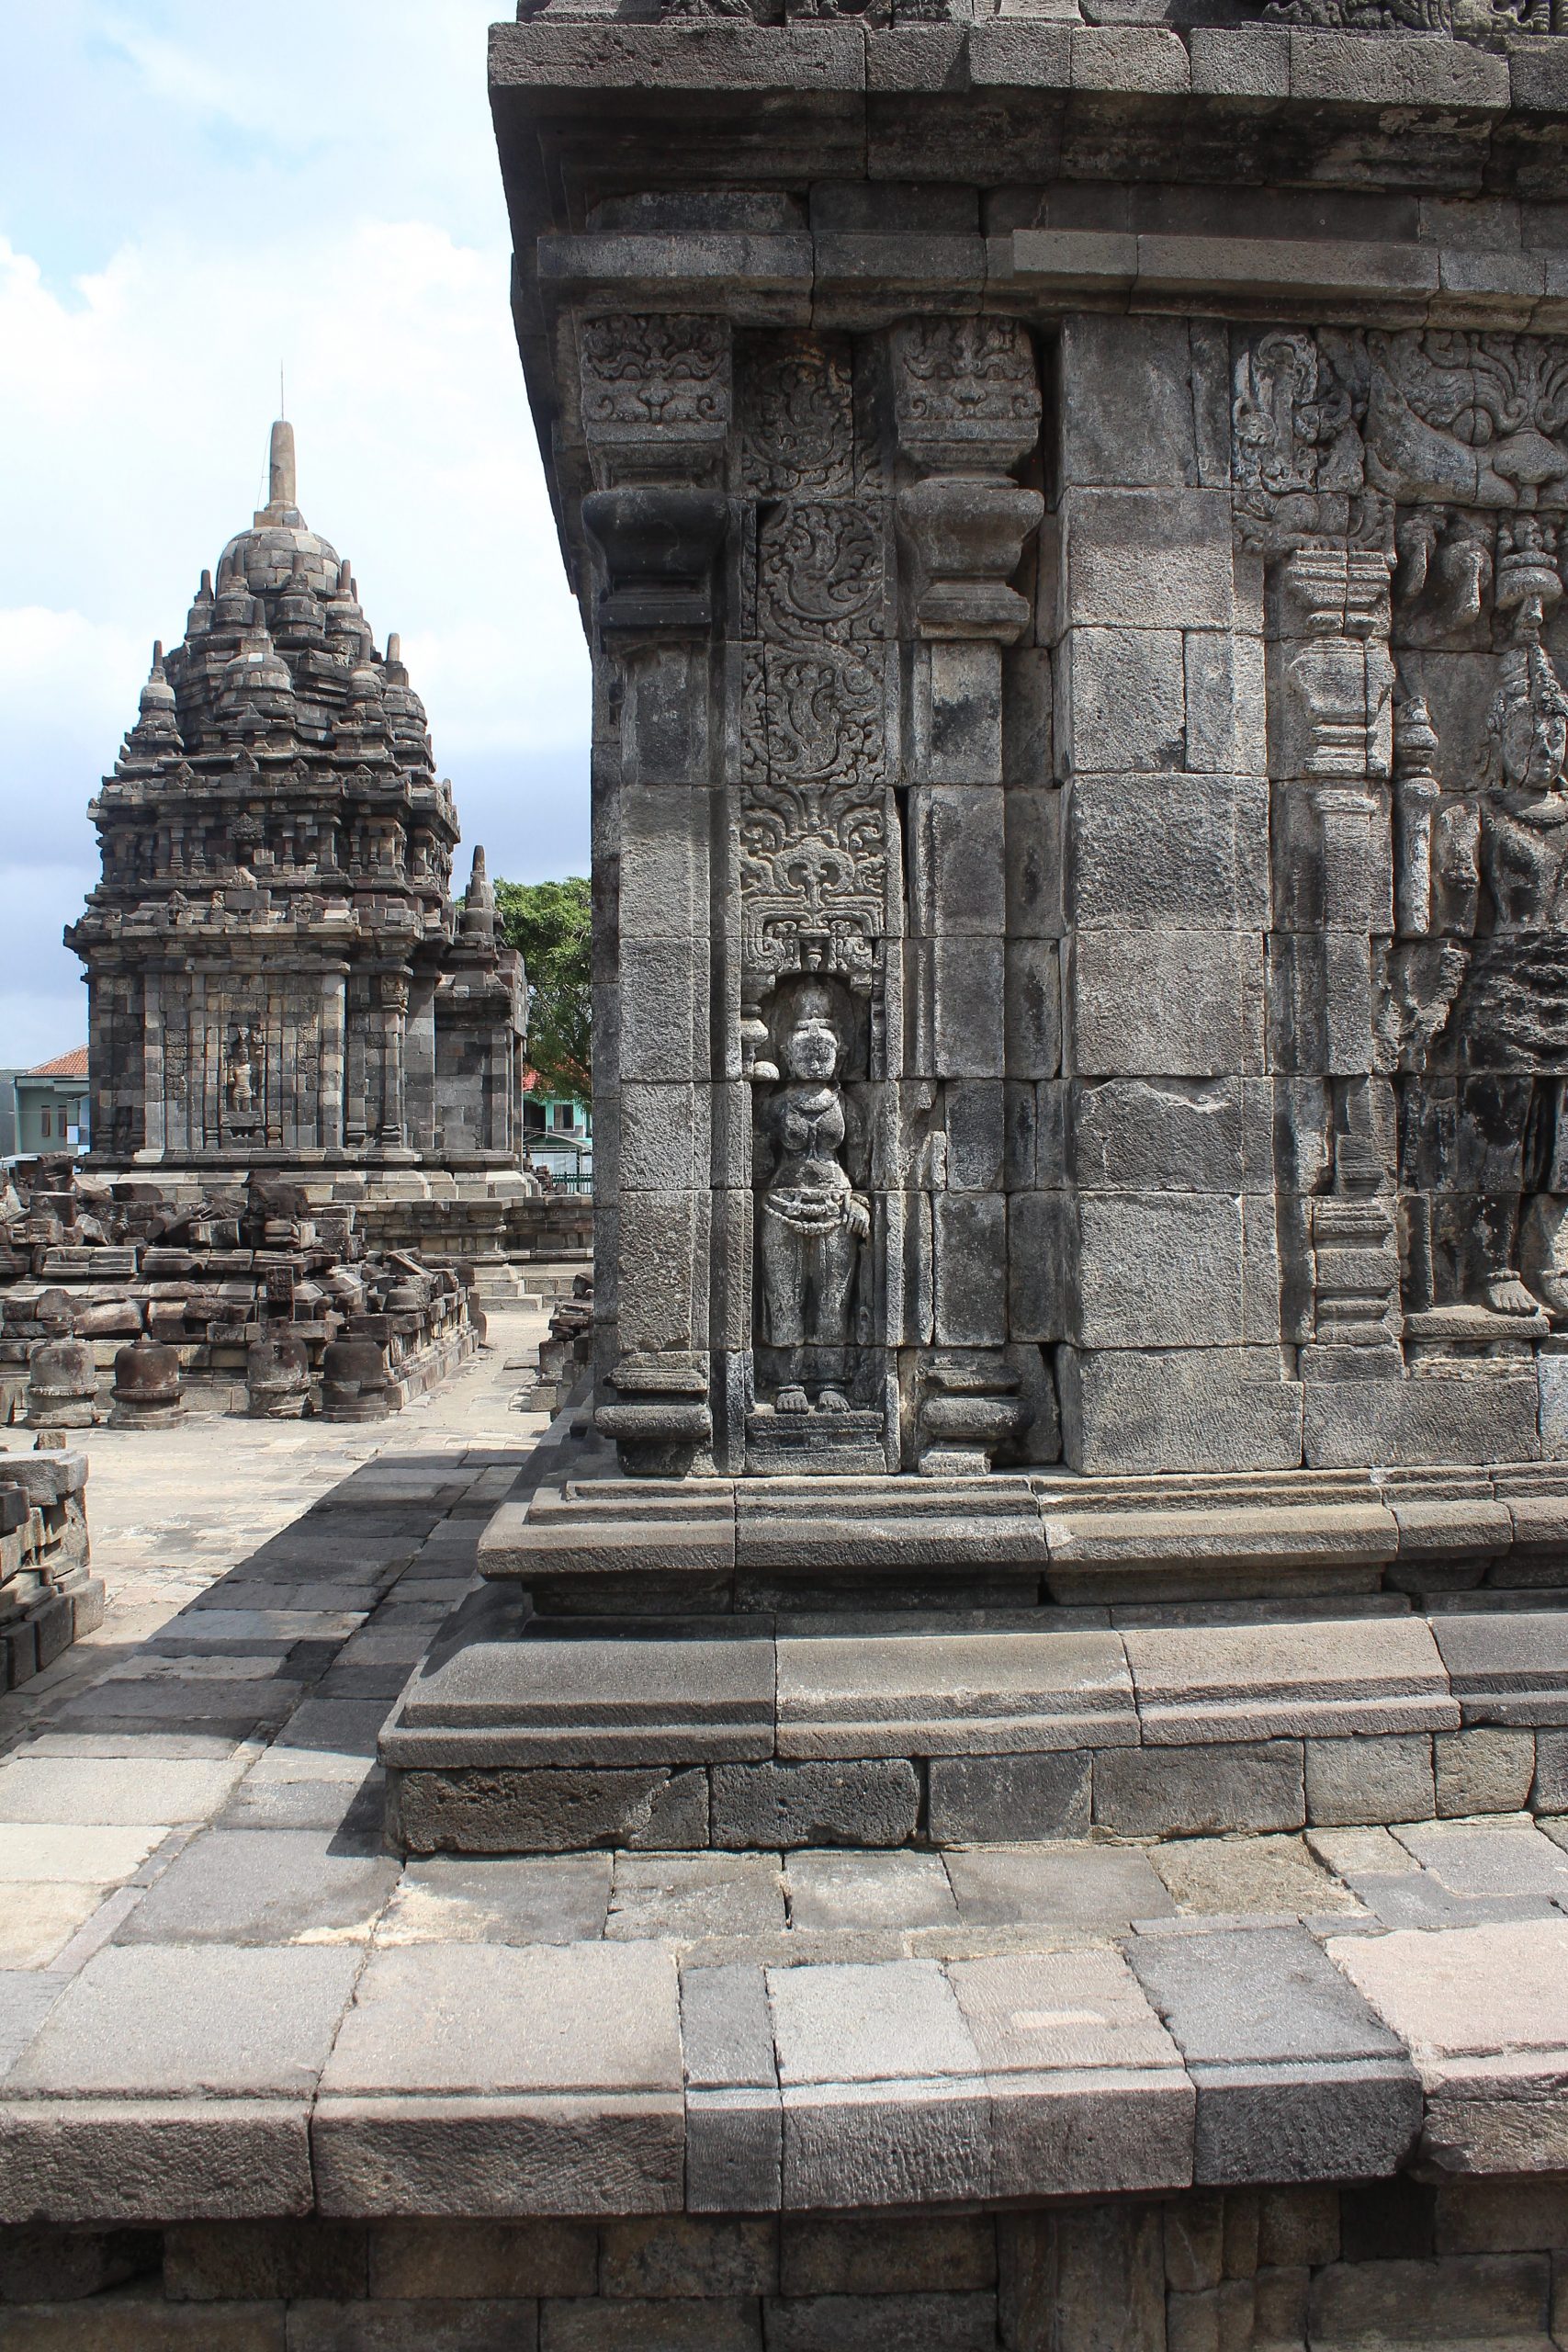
top-left (0, 1327), bottom-right (1566, 2233)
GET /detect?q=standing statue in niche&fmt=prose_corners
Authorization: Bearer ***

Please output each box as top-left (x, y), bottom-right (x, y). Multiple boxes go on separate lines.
top-left (1411, 639), bottom-right (1568, 1318)
top-left (225, 1026), bottom-right (261, 1126)
top-left (755, 981), bottom-right (869, 1413)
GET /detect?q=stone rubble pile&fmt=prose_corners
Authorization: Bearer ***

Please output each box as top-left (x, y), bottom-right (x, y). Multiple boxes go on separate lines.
top-left (0, 1159), bottom-right (479, 1427)
top-left (512, 1272), bottom-right (594, 1414)
top-left (0, 1442), bottom-right (99, 1690)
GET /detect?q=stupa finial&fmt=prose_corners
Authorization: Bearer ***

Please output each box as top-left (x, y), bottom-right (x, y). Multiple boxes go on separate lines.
top-left (268, 418), bottom-right (297, 514)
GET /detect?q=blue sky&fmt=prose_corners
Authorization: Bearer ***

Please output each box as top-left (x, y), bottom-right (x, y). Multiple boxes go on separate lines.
top-left (0, 2), bottom-right (592, 1065)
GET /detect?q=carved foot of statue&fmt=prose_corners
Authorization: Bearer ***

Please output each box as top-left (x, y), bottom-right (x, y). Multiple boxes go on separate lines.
top-left (1484, 1273), bottom-right (1540, 1317)
top-left (817, 1387), bottom-right (851, 1413)
top-left (776, 1385), bottom-right (810, 1414)
top-left (1535, 1271), bottom-right (1568, 1320)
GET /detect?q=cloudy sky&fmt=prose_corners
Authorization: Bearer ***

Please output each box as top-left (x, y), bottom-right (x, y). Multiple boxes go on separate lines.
top-left (0, 1), bottom-right (591, 1066)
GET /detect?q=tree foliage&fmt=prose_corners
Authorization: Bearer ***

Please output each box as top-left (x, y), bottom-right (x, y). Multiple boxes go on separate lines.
top-left (493, 875), bottom-right (592, 1100)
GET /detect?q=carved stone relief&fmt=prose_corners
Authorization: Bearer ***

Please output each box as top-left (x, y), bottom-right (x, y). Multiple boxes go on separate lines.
top-left (736, 334), bottom-right (899, 1464)
top-left (1240, 324), bottom-right (1568, 1375)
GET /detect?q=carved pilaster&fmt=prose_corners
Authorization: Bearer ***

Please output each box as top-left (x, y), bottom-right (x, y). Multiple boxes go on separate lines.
top-left (575, 313), bottom-right (733, 1476)
top-left (891, 318), bottom-right (1045, 1473)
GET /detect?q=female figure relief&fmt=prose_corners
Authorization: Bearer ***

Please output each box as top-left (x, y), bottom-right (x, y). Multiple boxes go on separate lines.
top-left (755, 981), bottom-right (870, 1412)
top-left (1425, 642), bottom-right (1568, 1316)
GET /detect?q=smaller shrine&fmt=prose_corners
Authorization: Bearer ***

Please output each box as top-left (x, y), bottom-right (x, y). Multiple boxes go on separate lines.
top-left (68, 421), bottom-right (525, 1179)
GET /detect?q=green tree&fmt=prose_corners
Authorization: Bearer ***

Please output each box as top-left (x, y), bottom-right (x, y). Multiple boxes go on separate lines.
top-left (493, 875), bottom-right (592, 1100)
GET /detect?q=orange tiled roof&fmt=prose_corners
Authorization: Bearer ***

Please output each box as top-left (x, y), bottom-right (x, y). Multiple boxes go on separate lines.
top-left (27, 1047), bottom-right (89, 1079)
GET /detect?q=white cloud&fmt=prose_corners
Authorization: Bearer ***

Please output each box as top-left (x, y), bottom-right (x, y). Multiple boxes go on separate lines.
top-left (94, 16), bottom-right (251, 129)
top-left (0, 8), bottom-right (594, 1056)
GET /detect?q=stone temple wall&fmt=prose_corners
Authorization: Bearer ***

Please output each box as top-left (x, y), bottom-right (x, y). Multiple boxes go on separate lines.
top-left (479, 17), bottom-right (1568, 1489)
top-left (2, 2184), bottom-right (1566, 2348)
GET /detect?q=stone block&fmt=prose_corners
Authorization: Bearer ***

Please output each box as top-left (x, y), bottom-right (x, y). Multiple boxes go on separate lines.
top-left (367, 2220), bottom-right (597, 2299)
top-left (943, 1843), bottom-right (1175, 1928)
top-left (1289, 28), bottom-right (1508, 105)
top-left (7, 1945), bottom-right (361, 2100)
top-left (945, 1081), bottom-right (1007, 1193)
top-left (1258, 2185), bottom-right (1341, 2267)
top-left (607, 1854), bottom-right (784, 1940)
top-left (1069, 1078), bottom-right (1269, 1194)
top-left (1393, 1816), bottom-right (1568, 1901)
top-left (1308, 2255), bottom-right (1550, 2349)
top-left (1004, 940), bottom-right (1061, 1082)
top-left (1067, 775), bottom-right (1268, 931)
top-left (1150, 1833), bottom-right (1354, 1919)
top-left (617, 1084), bottom-right (709, 1194)
top-left (1064, 488), bottom-right (1235, 630)
top-left (1062, 627), bottom-right (1186, 774)
top-left (913, 645), bottom-right (1005, 786)
top-left (927, 1751), bottom-right (1091, 1844)
top-left (1094, 1743), bottom-right (1306, 1838)
top-left (320, 1942), bottom-right (682, 2099)
top-left (1071, 26), bottom-right (1190, 92)
top-left (773, 1619), bottom-right (1134, 1758)
top-left (1435, 1727), bottom-right (1538, 1817)
top-left (1434, 2176), bottom-right (1568, 2252)
top-left (1128, 1925), bottom-right (1419, 2184)
top-left (616, 940), bottom-right (708, 1082)
top-left (0, 2099), bottom-right (312, 2226)
top-left (1124, 1618), bottom-right (1454, 1745)
top-left (907, 788), bottom-right (1006, 935)
top-left (0, 1755), bottom-right (244, 1825)
top-left (778, 2216), bottom-right (996, 2297)
top-left (286, 2301), bottom-right (537, 2349)
top-left (1432, 1612), bottom-right (1568, 1728)
top-left (1303, 1375), bottom-right (1541, 1470)
top-left (389, 1767), bottom-right (709, 1857)
top-left (1007, 1188), bottom-right (1070, 1344)
top-left (0, 2290), bottom-right (286, 2348)
top-left (1048, 2210), bottom-right (1168, 2352)
top-left (926, 937), bottom-right (1007, 1080)
top-left (682, 1965), bottom-right (776, 2093)
top-left (1305, 1735), bottom-right (1436, 1827)
top-left (377, 1857), bottom-right (612, 1948)
top-left (932, 1193), bottom-right (1008, 1347)
top-left (763, 2291), bottom-right (998, 2350)
top-left (1536, 1729), bottom-right (1568, 1812)
top-left (1189, 26), bottom-right (1291, 96)
top-left (779, 2078), bottom-right (991, 2212)
top-left (0, 2224), bottom-right (159, 2306)
top-left (163, 2220), bottom-right (367, 2302)
top-left (711, 1762), bottom-right (919, 1851)
top-left (114, 1827), bottom-right (397, 1947)
top-left (600, 2216), bottom-right (778, 2299)
top-left (540, 2298), bottom-right (760, 2349)
top-left (1002, 788), bottom-right (1064, 941)
top-left (1058, 315), bottom-right (1201, 489)
top-left (1185, 631), bottom-right (1266, 775)
top-left (615, 1192), bottom-right (705, 1353)
top-left (388, 1621), bottom-right (774, 1768)
top-left (685, 2088), bottom-right (783, 2215)
top-left (784, 1852), bottom-right (957, 1932)
top-left (1056, 1347), bottom-right (1303, 1479)
top-left (1072, 1193), bottom-right (1248, 1349)
top-left (1067, 932), bottom-right (1264, 1079)
top-left (1329, 1915), bottom-right (1568, 2068)
top-left (770, 1960), bottom-right (978, 2086)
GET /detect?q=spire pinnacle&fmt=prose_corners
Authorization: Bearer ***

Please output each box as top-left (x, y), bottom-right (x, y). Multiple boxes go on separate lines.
top-left (268, 419), bottom-right (297, 514)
